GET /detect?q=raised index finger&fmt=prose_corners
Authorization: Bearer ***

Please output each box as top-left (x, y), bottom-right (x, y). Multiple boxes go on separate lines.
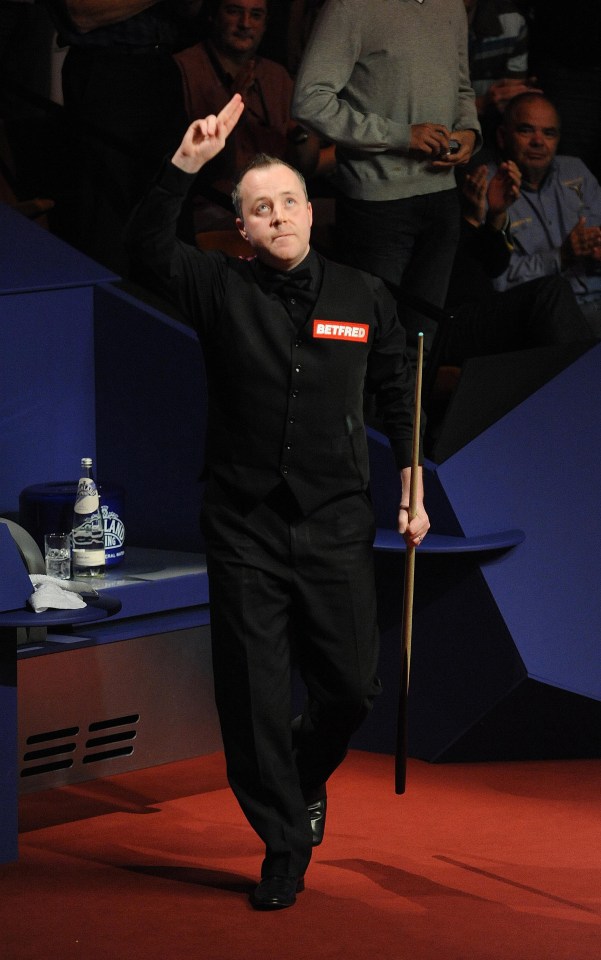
top-left (217, 93), bottom-right (245, 132)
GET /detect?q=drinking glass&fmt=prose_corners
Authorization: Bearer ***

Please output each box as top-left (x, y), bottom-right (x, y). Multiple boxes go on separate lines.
top-left (44, 532), bottom-right (71, 580)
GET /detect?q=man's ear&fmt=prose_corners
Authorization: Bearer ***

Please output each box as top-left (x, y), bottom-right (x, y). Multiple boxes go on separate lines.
top-left (236, 217), bottom-right (248, 241)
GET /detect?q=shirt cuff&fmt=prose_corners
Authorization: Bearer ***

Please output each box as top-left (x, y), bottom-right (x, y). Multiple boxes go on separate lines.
top-left (389, 439), bottom-right (419, 471)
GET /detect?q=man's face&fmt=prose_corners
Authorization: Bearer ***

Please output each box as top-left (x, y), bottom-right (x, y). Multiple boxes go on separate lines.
top-left (498, 98), bottom-right (560, 187)
top-left (213, 1), bottom-right (267, 60)
top-left (236, 163), bottom-right (313, 270)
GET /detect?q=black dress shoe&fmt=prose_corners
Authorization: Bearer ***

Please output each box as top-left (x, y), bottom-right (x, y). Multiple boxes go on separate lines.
top-left (250, 876), bottom-right (305, 910)
top-left (307, 796), bottom-right (327, 846)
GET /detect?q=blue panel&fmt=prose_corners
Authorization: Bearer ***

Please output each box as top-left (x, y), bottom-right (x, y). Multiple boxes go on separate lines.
top-left (0, 203), bottom-right (116, 294)
top-left (94, 284), bottom-right (208, 553)
top-left (366, 426), bottom-right (525, 551)
top-left (0, 288), bottom-right (97, 514)
top-left (437, 342), bottom-right (601, 701)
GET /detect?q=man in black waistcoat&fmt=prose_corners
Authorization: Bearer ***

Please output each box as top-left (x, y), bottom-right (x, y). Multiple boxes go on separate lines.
top-left (126, 94), bottom-right (430, 910)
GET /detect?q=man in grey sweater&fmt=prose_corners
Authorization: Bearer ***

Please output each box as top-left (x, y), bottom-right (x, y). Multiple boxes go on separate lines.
top-left (292, 0), bottom-right (481, 360)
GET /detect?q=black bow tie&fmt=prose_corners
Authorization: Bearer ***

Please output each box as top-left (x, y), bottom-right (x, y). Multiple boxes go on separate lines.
top-left (266, 267), bottom-right (313, 294)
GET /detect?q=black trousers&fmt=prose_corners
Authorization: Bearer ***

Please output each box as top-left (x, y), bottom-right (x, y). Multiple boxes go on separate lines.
top-left (335, 188), bottom-right (461, 363)
top-left (201, 482), bottom-right (382, 879)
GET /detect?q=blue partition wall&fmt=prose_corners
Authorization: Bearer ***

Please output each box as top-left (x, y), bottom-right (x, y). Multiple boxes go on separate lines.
top-left (439, 343), bottom-right (601, 703)
top-left (357, 343), bottom-right (601, 762)
top-left (93, 283), bottom-right (208, 554)
top-left (0, 203), bottom-right (116, 515)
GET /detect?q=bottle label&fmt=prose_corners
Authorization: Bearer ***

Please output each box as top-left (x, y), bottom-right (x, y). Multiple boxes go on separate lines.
top-left (73, 548), bottom-right (105, 566)
top-left (101, 505), bottom-right (125, 557)
top-left (74, 478), bottom-right (100, 515)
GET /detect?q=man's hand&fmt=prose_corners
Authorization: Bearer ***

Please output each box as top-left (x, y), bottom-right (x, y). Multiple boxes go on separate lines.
top-left (409, 123), bottom-right (452, 159)
top-left (461, 163), bottom-right (488, 225)
top-left (398, 502), bottom-right (430, 548)
top-left (487, 160), bottom-right (521, 214)
top-left (563, 216), bottom-right (601, 265)
top-left (486, 160), bottom-right (521, 230)
top-left (398, 467), bottom-right (430, 548)
top-left (430, 129), bottom-right (477, 168)
top-left (171, 94), bottom-right (245, 175)
top-left (461, 161), bottom-right (521, 229)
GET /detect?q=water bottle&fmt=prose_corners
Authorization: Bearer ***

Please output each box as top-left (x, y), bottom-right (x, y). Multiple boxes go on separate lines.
top-left (72, 457), bottom-right (105, 577)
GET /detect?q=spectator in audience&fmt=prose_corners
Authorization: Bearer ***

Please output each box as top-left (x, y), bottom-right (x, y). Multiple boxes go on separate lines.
top-left (42, 0), bottom-right (202, 274)
top-left (439, 159), bottom-right (594, 367)
top-left (291, 0), bottom-right (481, 364)
top-left (174, 0), bottom-right (322, 235)
top-left (490, 92), bottom-right (601, 336)
top-left (465, 0), bottom-right (539, 149)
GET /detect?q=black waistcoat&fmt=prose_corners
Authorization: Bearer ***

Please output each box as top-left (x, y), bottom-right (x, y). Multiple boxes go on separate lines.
top-left (201, 258), bottom-right (379, 514)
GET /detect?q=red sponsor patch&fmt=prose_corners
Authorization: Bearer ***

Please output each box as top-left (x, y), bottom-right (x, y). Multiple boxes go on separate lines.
top-left (312, 320), bottom-right (369, 342)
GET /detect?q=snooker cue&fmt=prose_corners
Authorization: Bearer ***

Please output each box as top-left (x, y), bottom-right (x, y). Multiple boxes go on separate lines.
top-left (395, 331), bottom-right (424, 795)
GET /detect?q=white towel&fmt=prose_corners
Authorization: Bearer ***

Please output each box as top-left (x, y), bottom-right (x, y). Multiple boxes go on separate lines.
top-left (28, 574), bottom-right (87, 613)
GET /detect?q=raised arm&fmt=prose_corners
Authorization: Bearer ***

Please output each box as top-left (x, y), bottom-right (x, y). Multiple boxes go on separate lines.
top-left (124, 95), bottom-right (244, 318)
top-left (171, 93), bottom-right (245, 174)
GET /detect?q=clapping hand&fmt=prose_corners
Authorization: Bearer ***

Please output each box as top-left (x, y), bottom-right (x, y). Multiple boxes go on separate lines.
top-left (461, 161), bottom-right (521, 229)
top-left (461, 163), bottom-right (489, 224)
top-left (486, 160), bottom-right (521, 228)
top-left (564, 216), bottom-right (601, 264)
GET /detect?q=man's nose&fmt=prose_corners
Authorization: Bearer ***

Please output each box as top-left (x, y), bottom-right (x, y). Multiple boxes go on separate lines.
top-left (272, 203), bottom-right (288, 223)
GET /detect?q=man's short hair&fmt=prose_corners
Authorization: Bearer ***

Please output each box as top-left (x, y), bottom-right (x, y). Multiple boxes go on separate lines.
top-left (231, 154), bottom-right (309, 219)
top-left (503, 91), bottom-right (561, 130)
top-left (204, 0), bottom-right (269, 21)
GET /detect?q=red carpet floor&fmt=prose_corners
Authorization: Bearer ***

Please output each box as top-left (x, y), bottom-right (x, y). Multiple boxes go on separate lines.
top-left (2, 751), bottom-right (600, 960)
